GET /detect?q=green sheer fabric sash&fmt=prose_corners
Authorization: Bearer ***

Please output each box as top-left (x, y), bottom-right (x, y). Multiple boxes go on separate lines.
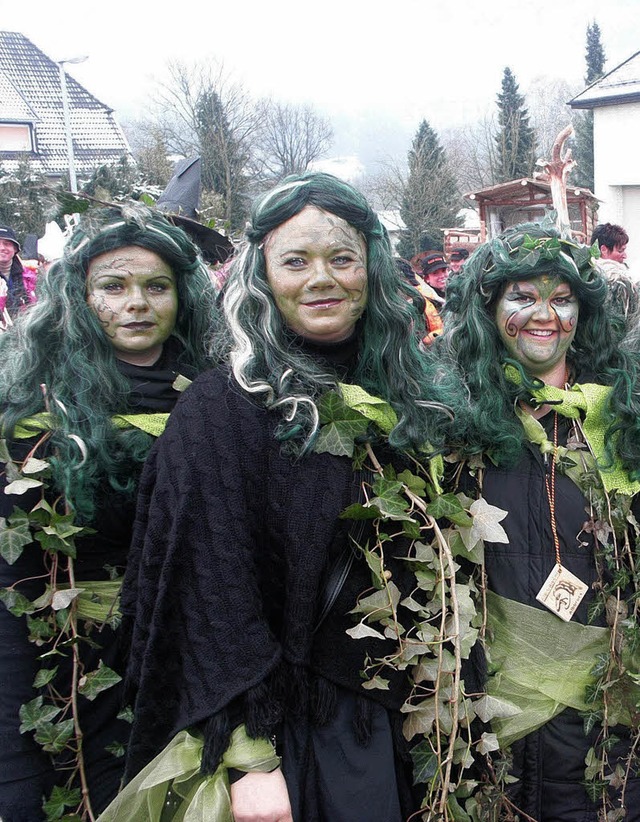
top-left (98, 726), bottom-right (280, 822)
top-left (485, 591), bottom-right (640, 747)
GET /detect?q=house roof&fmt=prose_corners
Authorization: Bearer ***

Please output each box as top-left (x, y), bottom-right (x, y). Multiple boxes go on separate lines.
top-left (569, 50), bottom-right (640, 109)
top-left (465, 177), bottom-right (597, 206)
top-left (0, 31), bottom-right (131, 177)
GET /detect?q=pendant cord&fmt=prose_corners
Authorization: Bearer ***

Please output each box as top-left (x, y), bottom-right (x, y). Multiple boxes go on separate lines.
top-left (544, 411), bottom-right (562, 567)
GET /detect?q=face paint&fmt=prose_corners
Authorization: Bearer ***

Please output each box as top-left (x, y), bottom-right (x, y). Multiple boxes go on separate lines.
top-left (86, 246), bottom-right (178, 366)
top-left (495, 275), bottom-right (578, 381)
top-left (264, 205), bottom-right (367, 343)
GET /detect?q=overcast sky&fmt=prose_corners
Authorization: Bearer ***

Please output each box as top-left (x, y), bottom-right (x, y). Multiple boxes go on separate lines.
top-left (3, 0), bottom-right (639, 162)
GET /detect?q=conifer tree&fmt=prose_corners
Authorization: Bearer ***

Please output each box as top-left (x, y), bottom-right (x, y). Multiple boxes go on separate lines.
top-left (494, 67), bottom-right (536, 183)
top-left (196, 89), bottom-right (249, 231)
top-left (573, 22), bottom-right (606, 190)
top-left (398, 119), bottom-right (460, 259)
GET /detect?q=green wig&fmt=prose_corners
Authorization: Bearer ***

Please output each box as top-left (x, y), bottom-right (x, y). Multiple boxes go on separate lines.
top-left (440, 221), bottom-right (640, 474)
top-left (0, 204), bottom-right (218, 520)
top-left (217, 171), bottom-right (462, 454)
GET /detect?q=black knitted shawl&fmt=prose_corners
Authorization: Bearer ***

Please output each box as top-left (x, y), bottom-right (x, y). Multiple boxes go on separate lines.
top-left (121, 365), bottom-right (416, 780)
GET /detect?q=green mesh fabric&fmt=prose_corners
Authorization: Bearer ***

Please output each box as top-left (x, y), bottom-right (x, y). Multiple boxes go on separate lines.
top-left (97, 726), bottom-right (280, 822)
top-left (505, 366), bottom-right (640, 495)
top-left (485, 591), bottom-right (640, 747)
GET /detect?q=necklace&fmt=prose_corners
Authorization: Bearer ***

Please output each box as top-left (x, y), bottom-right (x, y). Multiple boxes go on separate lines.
top-left (535, 411), bottom-right (588, 621)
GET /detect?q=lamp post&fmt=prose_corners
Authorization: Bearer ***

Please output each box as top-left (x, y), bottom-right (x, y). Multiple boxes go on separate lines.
top-left (57, 56), bottom-right (88, 194)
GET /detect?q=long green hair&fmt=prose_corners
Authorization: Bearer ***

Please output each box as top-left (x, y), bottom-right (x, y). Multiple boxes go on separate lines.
top-left (217, 171), bottom-right (461, 454)
top-left (440, 222), bottom-right (640, 475)
top-left (0, 205), bottom-right (218, 519)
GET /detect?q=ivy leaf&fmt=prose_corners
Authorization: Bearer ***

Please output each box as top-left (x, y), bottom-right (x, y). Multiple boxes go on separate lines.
top-left (339, 503), bottom-right (379, 521)
top-left (0, 510), bottom-right (33, 564)
top-left (78, 663), bottom-right (122, 701)
top-left (34, 718), bottom-right (75, 753)
top-left (314, 392), bottom-right (369, 457)
top-left (33, 666), bottom-right (59, 688)
top-left (351, 583), bottom-right (401, 619)
top-left (473, 694), bottom-right (521, 723)
top-left (117, 705), bottom-right (134, 724)
top-left (410, 739), bottom-right (439, 784)
top-left (397, 469), bottom-right (426, 498)
top-left (476, 732), bottom-right (500, 754)
top-left (427, 494), bottom-right (472, 527)
top-left (402, 699), bottom-right (438, 739)
top-left (19, 696), bottom-right (62, 732)
top-left (447, 529), bottom-right (484, 564)
top-left (361, 675), bottom-right (390, 691)
top-left (21, 457), bottom-right (50, 475)
top-left (338, 383), bottom-right (398, 434)
top-left (4, 477), bottom-right (43, 495)
top-left (51, 588), bottom-right (84, 611)
top-left (369, 478), bottom-right (412, 522)
top-left (105, 741), bottom-right (126, 758)
top-left (43, 786), bottom-right (81, 820)
top-left (466, 498), bottom-right (509, 544)
top-left (345, 622), bottom-right (386, 641)
top-left (0, 587), bottom-right (36, 616)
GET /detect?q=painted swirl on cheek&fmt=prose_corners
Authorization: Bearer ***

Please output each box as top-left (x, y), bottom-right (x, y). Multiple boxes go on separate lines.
top-left (552, 305), bottom-right (577, 333)
top-left (90, 295), bottom-right (117, 338)
top-left (504, 307), bottom-right (531, 338)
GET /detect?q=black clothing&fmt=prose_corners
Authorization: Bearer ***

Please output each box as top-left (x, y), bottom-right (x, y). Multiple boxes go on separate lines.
top-left (474, 412), bottom-right (640, 821)
top-left (2, 256), bottom-right (30, 317)
top-left (122, 366), bottom-right (418, 819)
top-left (0, 341), bottom-right (189, 822)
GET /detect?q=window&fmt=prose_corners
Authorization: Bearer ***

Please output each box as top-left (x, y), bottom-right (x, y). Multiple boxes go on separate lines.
top-left (0, 123), bottom-right (33, 152)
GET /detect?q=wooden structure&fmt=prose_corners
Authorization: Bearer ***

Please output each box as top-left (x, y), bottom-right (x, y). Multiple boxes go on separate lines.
top-left (464, 177), bottom-right (599, 243)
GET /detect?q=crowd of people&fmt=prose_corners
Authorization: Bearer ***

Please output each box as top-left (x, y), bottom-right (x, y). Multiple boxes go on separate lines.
top-left (0, 179), bottom-right (638, 822)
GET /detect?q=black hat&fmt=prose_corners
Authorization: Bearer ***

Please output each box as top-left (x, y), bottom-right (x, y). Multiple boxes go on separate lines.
top-left (157, 157), bottom-right (233, 265)
top-left (450, 247), bottom-right (469, 262)
top-left (0, 225), bottom-right (20, 252)
top-left (421, 252), bottom-right (447, 277)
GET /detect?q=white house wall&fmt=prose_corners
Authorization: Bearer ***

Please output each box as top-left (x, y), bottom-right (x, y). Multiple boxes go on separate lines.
top-left (593, 101), bottom-right (640, 275)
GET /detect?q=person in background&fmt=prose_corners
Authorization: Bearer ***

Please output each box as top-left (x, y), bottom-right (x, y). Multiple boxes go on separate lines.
top-left (447, 246), bottom-right (469, 274)
top-left (590, 222), bottom-right (638, 327)
top-left (0, 205), bottom-right (218, 821)
top-left (417, 252), bottom-right (449, 343)
top-left (0, 225), bottom-right (34, 326)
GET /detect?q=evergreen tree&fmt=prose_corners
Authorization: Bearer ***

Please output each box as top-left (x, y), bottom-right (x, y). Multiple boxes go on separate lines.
top-left (573, 22), bottom-right (606, 190)
top-left (398, 120), bottom-right (460, 259)
top-left (494, 67), bottom-right (536, 183)
top-left (0, 159), bottom-right (58, 238)
top-left (196, 89), bottom-right (249, 231)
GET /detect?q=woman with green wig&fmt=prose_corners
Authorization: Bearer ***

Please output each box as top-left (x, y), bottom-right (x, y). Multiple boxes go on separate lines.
top-left (0, 205), bottom-right (218, 820)
top-left (440, 222), bottom-right (640, 820)
top-left (99, 171), bottom-right (474, 821)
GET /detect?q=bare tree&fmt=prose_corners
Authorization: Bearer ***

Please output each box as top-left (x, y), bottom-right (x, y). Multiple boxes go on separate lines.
top-left (526, 75), bottom-right (579, 160)
top-left (252, 101), bottom-right (333, 183)
top-left (148, 59), bottom-right (258, 230)
top-left (442, 116), bottom-right (498, 193)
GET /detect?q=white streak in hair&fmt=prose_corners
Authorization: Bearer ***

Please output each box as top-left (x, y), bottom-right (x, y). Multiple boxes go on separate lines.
top-left (415, 400), bottom-right (455, 420)
top-left (257, 179), bottom-right (309, 211)
top-left (67, 434), bottom-right (88, 467)
top-left (147, 223), bottom-right (183, 251)
top-left (279, 369), bottom-right (293, 388)
top-left (54, 398), bottom-right (68, 416)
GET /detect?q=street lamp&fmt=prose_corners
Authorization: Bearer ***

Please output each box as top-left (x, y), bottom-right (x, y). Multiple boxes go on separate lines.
top-left (57, 56), bottom-right (88, 194)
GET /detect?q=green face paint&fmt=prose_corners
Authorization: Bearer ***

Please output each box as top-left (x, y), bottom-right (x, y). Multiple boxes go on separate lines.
top-left (495, 275), bottom-right (578, 381)
top-left (86, 246), bottom-right (178, 367)
top-left (264, 206), bottom-right (368, 343)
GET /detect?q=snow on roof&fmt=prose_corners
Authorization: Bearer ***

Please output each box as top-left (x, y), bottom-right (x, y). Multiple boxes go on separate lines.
top-left (569, 50), bottom-right (640, 109)
top-left (0, 31), bottom-right (132, 176)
